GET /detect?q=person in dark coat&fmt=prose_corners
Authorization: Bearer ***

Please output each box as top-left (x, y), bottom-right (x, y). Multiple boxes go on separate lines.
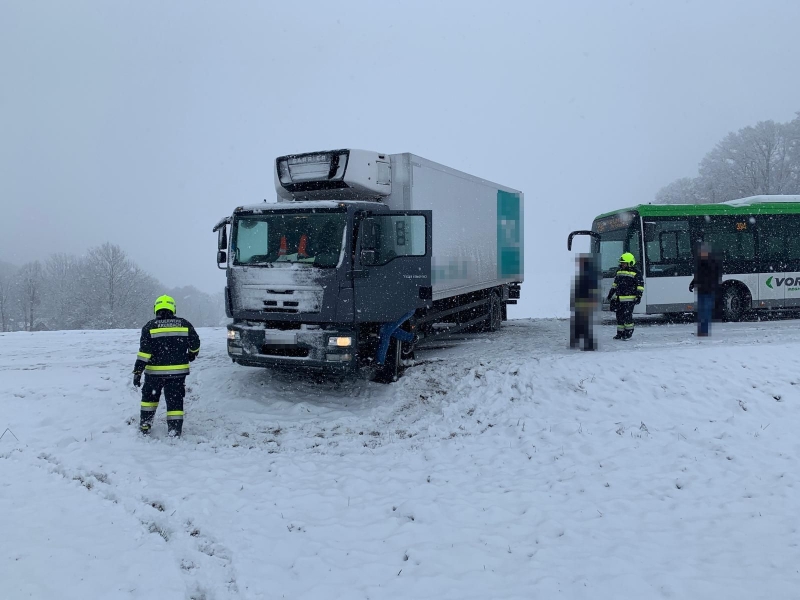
top-left (570, 254), bottom-right (599, 350)
top-left (607, 252), bottom-right (644, 340)
top-left (689, 243), bottom-right (722, 337)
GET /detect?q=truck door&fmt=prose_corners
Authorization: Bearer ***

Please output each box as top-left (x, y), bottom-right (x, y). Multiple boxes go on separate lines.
top-left (352, 211), bottom-right (432, 322)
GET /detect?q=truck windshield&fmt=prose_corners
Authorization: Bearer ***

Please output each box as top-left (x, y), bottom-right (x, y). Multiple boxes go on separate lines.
top-left (232, 211), bottom-right (346, 268)
top-left (592, 212), bottom-right (641, 278)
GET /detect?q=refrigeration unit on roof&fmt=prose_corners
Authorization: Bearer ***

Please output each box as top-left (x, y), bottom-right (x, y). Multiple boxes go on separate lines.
top-left (274, 149), bottom-right (392, 201)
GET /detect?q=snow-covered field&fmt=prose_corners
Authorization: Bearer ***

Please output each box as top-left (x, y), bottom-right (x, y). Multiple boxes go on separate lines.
top-left (2, 318), bottom-right (800, 599)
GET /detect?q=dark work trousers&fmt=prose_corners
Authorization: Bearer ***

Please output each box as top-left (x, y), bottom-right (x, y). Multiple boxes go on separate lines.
top-left (615, 301), bottom-right (636, 339)
top-left (571, 305), bottom-right (596, 350)
top-left (140, 375), bottom-right (186, 436)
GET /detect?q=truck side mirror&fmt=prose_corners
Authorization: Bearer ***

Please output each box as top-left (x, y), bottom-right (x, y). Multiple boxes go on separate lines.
top-left (218, 227), bottom-right (228, 251)
top-left (217, 250), bottom-right (227, 264)
top-left (361, 218), bottom-right (378, 249)
top-left (360, 249), bottom-right (376, 265)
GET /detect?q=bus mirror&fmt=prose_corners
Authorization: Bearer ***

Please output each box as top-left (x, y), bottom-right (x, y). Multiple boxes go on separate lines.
top-left (217, 250), bottom-right (227, 264)
top-left (218, 226), bottom-right (228, 251)
top-left (644, 222), bottom-right (657, 243)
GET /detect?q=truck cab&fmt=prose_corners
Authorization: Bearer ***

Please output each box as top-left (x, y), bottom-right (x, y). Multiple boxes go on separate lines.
top-left (215, 150), bottom-right (432, 381)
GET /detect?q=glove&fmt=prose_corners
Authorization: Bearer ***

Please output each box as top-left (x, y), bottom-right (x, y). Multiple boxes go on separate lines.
top-left (133, 372), bottom-right (142, 387)
top-left (188, 352), bottom-right (198, 362)
top-left (689, 283), bottom-right (694, 292)
top-left (635, 297), bottom-right (641, 305)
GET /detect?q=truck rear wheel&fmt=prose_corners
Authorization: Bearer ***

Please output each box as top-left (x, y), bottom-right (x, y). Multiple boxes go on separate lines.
top-left (486, 292), bottom-right (503, 332)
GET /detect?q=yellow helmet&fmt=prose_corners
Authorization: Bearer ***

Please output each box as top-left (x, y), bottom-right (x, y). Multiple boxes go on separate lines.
top-left (154, 295), bottom-right (176, 315)
top-left (619, 252), bottom-right (636, 267)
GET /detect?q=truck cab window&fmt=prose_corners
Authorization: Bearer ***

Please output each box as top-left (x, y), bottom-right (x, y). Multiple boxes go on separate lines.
top-left (361, 215), bottom-right (426, 266)
top-left (232, 211), bottom-right (346, 268)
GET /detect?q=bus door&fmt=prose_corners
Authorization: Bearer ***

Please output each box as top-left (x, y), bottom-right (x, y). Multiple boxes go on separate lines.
top-left (643, 219), bottom-right (693, 313)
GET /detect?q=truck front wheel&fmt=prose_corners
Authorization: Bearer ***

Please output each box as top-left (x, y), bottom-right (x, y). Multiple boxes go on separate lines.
top-left (374, 338), bottom-right (402, 384)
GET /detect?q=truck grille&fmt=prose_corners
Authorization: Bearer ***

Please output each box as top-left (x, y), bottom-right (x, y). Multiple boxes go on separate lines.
top-left (260, 345), bottom-right (309, 358)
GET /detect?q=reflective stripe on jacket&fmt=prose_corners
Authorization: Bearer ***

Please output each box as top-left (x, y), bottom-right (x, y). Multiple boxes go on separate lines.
top-left (133, 316), bottom-right (200, 376)
top-left (608, 267), bottom-right (644, 302)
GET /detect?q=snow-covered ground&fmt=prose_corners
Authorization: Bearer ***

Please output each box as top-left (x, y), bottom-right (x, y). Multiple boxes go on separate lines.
top-left (2, 318), bottom-right (800, 599)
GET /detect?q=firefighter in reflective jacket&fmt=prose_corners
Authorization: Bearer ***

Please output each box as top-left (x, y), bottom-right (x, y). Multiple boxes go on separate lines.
top-left (607, 253), bottom-right (644, 340)
top-left (132, 295), bottom-right (200, 437)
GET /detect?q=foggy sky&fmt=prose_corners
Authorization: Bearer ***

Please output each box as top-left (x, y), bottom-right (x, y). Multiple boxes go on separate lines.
top-left (2, 0), bottom-right (799, 317)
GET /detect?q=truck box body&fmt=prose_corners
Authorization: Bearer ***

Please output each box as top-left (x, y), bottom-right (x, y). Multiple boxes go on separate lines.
top-left (217, 149), bottom-right (524, 380)
top-left (383, 154), bottom-right (524, 301)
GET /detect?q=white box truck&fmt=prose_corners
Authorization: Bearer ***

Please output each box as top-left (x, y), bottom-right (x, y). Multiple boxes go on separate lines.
top-left (214, 149), bottom-right (523, 381)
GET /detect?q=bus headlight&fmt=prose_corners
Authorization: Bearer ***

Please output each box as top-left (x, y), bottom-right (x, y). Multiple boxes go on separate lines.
top-left (227, 330), bottom-right (240, 341)
top-left (328, 336), bottom-right (352, 347)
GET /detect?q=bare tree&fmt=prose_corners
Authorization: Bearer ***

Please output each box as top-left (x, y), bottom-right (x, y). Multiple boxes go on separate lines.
top-left (42, 253), bottom-right (82, 330)
top-left (16, 261), bottom-right (44, 331)
top-left (81, 243), bottom-right (158, 329)
top-left (0, 271), bottom-right (13, 332)
top-left (167, 286), bottom-right (227, 327)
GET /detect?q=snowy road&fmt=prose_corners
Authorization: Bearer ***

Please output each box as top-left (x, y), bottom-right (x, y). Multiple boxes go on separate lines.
top-left (2, 319), bottom-right (800, 599)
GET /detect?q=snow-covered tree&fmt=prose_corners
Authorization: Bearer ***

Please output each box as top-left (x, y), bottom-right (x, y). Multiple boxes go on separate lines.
top-left (657, 113), bottom-right (800, 204)
top-left (655, 177), bottom-right (702, 205)
top-left (698, 120), bottom-right (799, 202)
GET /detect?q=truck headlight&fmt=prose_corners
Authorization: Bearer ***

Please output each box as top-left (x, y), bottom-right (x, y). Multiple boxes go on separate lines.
top-left (328, 336), bottom-right (352, 347)
top-left (227, 330), bottom-right (240, 341)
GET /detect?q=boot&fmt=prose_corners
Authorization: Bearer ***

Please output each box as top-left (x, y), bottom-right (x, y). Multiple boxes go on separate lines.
top-left (167, 420), bottom-right (183, 438)
top-left (613, 332), bottom-right (624, 340)
top-left (139, 411), bottom-right (155, 435)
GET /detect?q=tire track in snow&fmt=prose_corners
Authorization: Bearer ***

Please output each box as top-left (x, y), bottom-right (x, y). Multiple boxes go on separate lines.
top-left (34, 450), bottom-right (241, 600)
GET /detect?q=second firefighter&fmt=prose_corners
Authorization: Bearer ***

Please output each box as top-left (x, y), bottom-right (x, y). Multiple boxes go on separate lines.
top-left (607, 252), bottom-right (644, 340)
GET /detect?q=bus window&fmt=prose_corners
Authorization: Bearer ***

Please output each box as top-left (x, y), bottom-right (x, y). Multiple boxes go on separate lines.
top-left (762, 214), bottom-right (800, 272)
top-left (592, 212), bottom-right (640, 278)
top-left (702, 217), bottom-right (757, 273)
top-left (644, 219), bottom-right (692, 277)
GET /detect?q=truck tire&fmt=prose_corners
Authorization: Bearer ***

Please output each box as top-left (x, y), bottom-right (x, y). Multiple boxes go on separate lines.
top-left (487, 292), bottom-right (503, 332)
top-left (374, 338), bottom-right (401, 384)
top-left (721, 285), bottom-right (746, 322)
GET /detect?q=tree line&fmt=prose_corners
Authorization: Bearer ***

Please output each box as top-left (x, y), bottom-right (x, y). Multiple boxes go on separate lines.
top-left (0, 243), bottom-right (225, 332)
top-left (656, 112), bottom-right (800, 204)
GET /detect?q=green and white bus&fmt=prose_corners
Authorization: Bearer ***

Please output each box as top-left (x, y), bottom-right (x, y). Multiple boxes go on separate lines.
top-left (568, 195), bottom-right (800, 320)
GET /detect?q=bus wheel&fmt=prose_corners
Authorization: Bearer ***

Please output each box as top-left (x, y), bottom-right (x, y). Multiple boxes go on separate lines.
top-left (721, 285), bottom-right (746, 322)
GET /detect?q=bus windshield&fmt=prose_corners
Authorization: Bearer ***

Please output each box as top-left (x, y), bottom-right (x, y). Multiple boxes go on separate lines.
top-left (232, 210), bottom-right (346, 268)
top-left (593, 212), bottom-right (641, 278)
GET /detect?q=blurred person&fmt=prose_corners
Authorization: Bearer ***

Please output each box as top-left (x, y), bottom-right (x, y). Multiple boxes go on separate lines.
top-left (132, 295), bottom-right (200, 437)
top-left (607, 252), bottom-right (644, 340)
top-left (570, 253), bottom-right (599, 350)
top-left (689, 243), bottom-right (722, 337)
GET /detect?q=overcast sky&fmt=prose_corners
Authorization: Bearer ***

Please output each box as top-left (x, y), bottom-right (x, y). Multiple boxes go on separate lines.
top-left (2, 0), bottom-right (799, 317)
